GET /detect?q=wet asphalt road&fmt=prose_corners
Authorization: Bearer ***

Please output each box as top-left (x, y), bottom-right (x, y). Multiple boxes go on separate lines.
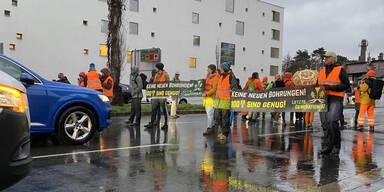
top-left (4, 108), bottom-right (384, 192)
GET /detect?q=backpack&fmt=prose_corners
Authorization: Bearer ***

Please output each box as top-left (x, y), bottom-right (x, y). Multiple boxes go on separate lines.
top-left (366, 78), bottom-right (384, 100)
top-left (135, 73), bottom-right (148, 89)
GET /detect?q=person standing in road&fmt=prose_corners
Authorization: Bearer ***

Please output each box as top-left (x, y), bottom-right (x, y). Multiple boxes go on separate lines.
top-left (145, 63), bottom-right (170, 130)
top-left (358, 70), bottom-right (377, 132)
top-left (318, 51), bottom-right (349, 155)
top-left (353, 85), bottom-right (361, 127)
top-left (101, 68), bottom-right (114, 102)
top-left (78, 72), bottom-right (86, 87)
top-left (202, 64), bottom-right (219, 136)
top-left (243, 72), bottom-right (264, 121)
top-left (84, 63), bottom-right (103, 92)
top-left (56, 73), bottom-right (71, 84)
top-left (214, 61), bottom-right (238, 142)
top-left (128, 66), bottom-right (143, 126)
top-left (282, 72), bottom-right (295, 127)
top-left (172, 72), bottom-right (181, 82)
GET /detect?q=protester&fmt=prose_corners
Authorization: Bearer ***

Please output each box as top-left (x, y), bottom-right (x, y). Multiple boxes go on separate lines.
top-left (353, 85), bottom-right (361, 127)
top-left (262, 76), bottom-right (269, 89)
top-left (172, 72), bottom-right (181, 82)
top-left (358, 70), bottom-right (377, 131)
top-left (202, 64), bottom-right (219, 136)
top-left (84, 63), bottom-right (103, 92)
top-left (269, 74), bottom-right (285, 122)
top-left (243, 72), bottom-right (264, 121)
top-left (127, 66), bottom-right (143, 126)
top-left (101, 68), bottom-right (114, 102)
top-left (56, 73), bottom-right (70, 84)
top-left (282, 72), bottom-right (294, 127)
top-left (78, 72), bottom-right (86, 87)
top-left (145, 63), bottom-right (170, 130)
top-left (318, 51), bottom-right (349, 155)
top-left (214, 61), bottom-right (237, 142)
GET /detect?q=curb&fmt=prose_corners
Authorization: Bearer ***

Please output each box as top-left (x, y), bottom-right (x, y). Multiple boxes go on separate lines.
top-left (110, 110), bottom-right (206, 117)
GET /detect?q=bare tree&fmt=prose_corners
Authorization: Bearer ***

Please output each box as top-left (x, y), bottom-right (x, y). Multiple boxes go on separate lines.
top-left (107, 0), bottom-right (125, 105)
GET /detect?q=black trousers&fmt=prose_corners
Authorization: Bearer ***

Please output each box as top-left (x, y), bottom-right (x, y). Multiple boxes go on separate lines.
top-left (214, 109), bottom-right (231, 136)
top-left (150, 99), bottom-right (168, 125)
top-left (320, 99), bottom-right (342, 150)
top-left (354, 103), bottom-right (360, 125)
top-left (282, 112), bottom-right (294, 122)
top-left (129, 98), bottom-right (142, 123)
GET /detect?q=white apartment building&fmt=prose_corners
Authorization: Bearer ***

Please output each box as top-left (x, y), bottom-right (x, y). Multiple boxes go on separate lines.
top-left (0, 0), bottom-right (283, 85)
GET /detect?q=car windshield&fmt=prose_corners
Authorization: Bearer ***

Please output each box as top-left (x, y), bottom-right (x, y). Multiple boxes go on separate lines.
top-left (0, 57), bottom-right (40, 83)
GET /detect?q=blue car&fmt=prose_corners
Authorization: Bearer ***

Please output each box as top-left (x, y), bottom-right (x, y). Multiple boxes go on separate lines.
top-left (0, 55), bottom-right (111, 145)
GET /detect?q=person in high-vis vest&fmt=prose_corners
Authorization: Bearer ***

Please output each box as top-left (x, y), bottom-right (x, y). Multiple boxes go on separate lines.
top-left (202, 64), bottom-right (220, 136)
top-left (145, 63), bottom-right (170, 130)
top-left (101, 68), bottom-right (114, 102)
top-left (358, 70), bottom-right (376, 131)
top-left (243, 72), bottom-right (264, 122)
top-left (353, 86), bottom-right (361, 127)
top-left (84, 63), bottom-right (103, 92)
top-left (214, 61), bottom-right (238, 142)
top-left (78, 72), bottom-right (86, 87)
top-left (318, 51), bottom-right (350, 155)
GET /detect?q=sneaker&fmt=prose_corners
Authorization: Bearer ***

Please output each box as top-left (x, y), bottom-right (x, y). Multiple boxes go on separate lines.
top-left (203, 127), bottom-right (214, 136)
top-left (369, 126), bottom-right (374, 132)
top-left (358, 125), bottom-right (364, 131)
top-left (126, 120), bottom-right (133, 124)
top-left (161, 124), bottom-right (168, 130)
top-left (289, 121), bottom-right (295, 127)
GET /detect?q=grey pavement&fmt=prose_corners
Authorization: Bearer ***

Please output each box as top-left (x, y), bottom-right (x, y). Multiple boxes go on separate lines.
top-left (4, 108), bottom-right (384, 192)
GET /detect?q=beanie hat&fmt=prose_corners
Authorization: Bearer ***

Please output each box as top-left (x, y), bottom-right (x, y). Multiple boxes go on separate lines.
top-left (252, 72), bottom-right (259, 79)
top-left (275, 74), bottom-right (281, 80)
top-left (367, 70), bottom-right (375, 77)
top-left (220, 61), bottom-right (232, 71)
top-left (89, 63), bottom-right (95, 68)
top-left (263, 76), bottom-right (268, 82)
top-left (155, 63), bottom-right (164, 71)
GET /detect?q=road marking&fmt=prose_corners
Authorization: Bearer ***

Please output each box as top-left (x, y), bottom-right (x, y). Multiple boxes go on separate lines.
top-left (32, 143), bottom-right (175, 159)
top-left (258, 129), bottom-right (317, 137)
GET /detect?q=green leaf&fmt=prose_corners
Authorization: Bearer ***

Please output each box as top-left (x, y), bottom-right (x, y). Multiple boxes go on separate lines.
top-left (311, 91), bottom-right (316, 99)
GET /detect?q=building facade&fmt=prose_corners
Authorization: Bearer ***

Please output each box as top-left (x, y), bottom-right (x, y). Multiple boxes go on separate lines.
top-left (0, 0), bottom-right (284, 85)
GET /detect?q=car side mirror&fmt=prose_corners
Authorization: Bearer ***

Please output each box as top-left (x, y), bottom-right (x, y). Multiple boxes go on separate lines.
top-left (20, 73), bottom-right (35, 85)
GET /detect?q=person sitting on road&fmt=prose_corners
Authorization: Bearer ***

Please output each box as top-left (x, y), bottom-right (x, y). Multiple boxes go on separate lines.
top-left (56, 73), bottom-right (70, 84)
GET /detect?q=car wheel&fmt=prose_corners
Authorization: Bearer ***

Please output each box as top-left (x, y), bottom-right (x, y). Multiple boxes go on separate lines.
top-left (57, 106), bottom-right (96, 145)
top-left (179, 99), bottom-right (187, 104)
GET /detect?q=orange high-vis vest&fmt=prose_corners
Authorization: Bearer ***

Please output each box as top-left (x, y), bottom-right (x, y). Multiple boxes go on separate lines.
top-left (154, 71), bottom-right (167, 83)
top-left (78, 81), bottom-right (85, 87)
top-left (318, 66), bottom-right (345, 98)
top-left (103, 76), bottom-right (114, 97)
top-left (216, 74), bottom-right (231, 100)
top-left (204, 73), bottom-right (219, 94)
top-left (86, 71), bottom-right (102, 90)
top-left (355, 87), bottom-right (360, 104)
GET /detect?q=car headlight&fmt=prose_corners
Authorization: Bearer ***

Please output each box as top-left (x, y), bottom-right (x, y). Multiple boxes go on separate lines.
top-left (0, 84), bottom-right (28, 113)
top-left (98, 94), bottom-right (110, 103)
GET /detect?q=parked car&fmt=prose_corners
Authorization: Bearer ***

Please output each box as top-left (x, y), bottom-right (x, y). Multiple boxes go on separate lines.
top-left (0, 55), bottom-right (111, 145)
top-left (0, 71), bottom-right (31, 190)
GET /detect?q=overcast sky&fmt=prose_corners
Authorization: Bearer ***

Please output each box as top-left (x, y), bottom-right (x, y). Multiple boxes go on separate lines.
top-left (263, 0), bottom-right (384, 60)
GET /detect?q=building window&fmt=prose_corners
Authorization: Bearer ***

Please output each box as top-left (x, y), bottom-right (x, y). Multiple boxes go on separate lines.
top-left (130, 0), bottom-right (139, 12)
top-left (129, 22), bottom-right (138, 34)
top-left (271, 47), bottom-right (279, 58)
top-left (12, 0), bottom-right (18, 6)
top-left (262, 31), bottom-right (265, 36)
top-left (99, 44), bottom-right (108, 56)
top-left (219, 22), bottom-right (222, 27)
top-left (189, 57), bottom-right (197, 68)
top-left (9, 44), bottom-right (15, 50)
top-left (101, 19), bottom-right (108, 33)
top-left (16, 33), bottom-right (22, 40)
top-left (262, 50), bottom-right (265, 54)
top-left (83, 20), bottom-right (88, 26)
top-left (0, 43), bottom-right (3, 54)
top-left (245, 8), bottom-right (248, 12)
top-left (243, 47), bottom-right (246, 51)
top-left (272, 11), bottom-right (280, 22)
top-left (83, 49), bottom-right (89, 55)
top-left (151, 32), bottom-right (155, 37)
top-left (4, 10), bottom-right (11, 16)
top-left (225, 0), bottom-right (234, 13)
top-left (236, 21), bottom-right (244, 36)
top-left (270, 65), bottom-right (279, 76)
top-left (262, 12), bottom-right (265, 17)
top-left (193, 35), bottom-right (200, 46)
top-left (192, 12), bottom-right (199, 24)
top-left (153, 7), bottom-right (157, 13)
top-left (272, 29), bottom-right (280, 41)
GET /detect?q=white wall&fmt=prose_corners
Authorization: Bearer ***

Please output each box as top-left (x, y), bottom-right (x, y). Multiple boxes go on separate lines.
top-left (0, 0), bottom-right (283, 86)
